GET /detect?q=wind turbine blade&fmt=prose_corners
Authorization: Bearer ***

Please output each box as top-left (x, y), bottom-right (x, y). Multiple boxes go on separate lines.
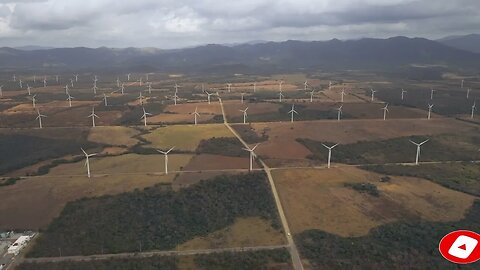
top-left (420, 139), bottom-right (429, 145)
top-left (81, 148), bottom-right (87, 155)
top-left (251, 144), bottom-right (260, 151)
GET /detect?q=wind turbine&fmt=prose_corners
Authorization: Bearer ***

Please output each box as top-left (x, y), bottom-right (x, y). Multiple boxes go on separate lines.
top-left (471, 101), bottom-right (476, 119)
top-left (27, 85), bottom-right (31, 95)
top-left (64, 85), bottom-right (69, 95)
top-left (147, 83), bottom-right (152, 94)
top-left (192, 106), bottom-right (200, 125)
top-left (329, 81), bottom-right (332, 90)
top-left (139, 77), bottom-right (143, 86)
top-left (279, 91), bottom-right (284, 102)
top-left (138, 92), bottom-right (144, 105)
top-left (461, 79), bottom-right (464, 89)
top-left (381, 104), bottom-right (389, 120)
top-left (309, 89), bottom-right (315, 102)
top-left (467, 88), bottom-right (471, 99)
top-left (19, 79), bottom-right (23, 89)
top-left (43, 77), bottom-right (47, 88)
top-left (401, 89), bottom-right (407, 100)
top-left (121, 83), bottom-right (125, 94)
top-left (55, 75), bottom-right (59, 83)
top-left (31, 94), bottom-right (37, 108)
top-left (81, 148), bottom-right (97, 178)
top-left (288, 104), bottom-right (298, 123)
top-left (146, 73), bottom-right (149, 81)
top-left (13, 74), bottom-right (16, 82)
top-left (0, 85), bottom-right (3, 97)
top-left (33, 75), bottom-right (36, 83)
top-left (157, 147), bottom-right (175, 174)
top-left (253, 82), bottom-right (256, 93)
top-left (141, 107), bottom-right (152, 127)
top-left (304, 80), bottom-right (308, 91)
top-left (116, 77), bottom-right (120, 88)
top-left (241, 93), bottom-right (245, 104)
top-left (243, 144), bottom-right (259, 172)
top-left (88, 107), bottom-right (99, 127)
top-left (427, 104), bottom-right (434, 120)
top-left (103, 93), bottom-right (108, 106)
top-left (94, 75), bottom-right (98, 83)
top-left (67, 94), bottom-right (74, 107)
top-left (205, 91), bottom-right (213, 104)
top-left (174, 83), bottom-right (179, 93)
top-left (173, 93), bottom-right (178, 105)
top-left (341, 88), bottom-right (346, 102)
top-left (337, 105), bottom-right (343, 121)
top-left (430, 89), bottom-right (435, 100)
top-left (322, 143), bottom-right (338, 168)
top-left (240, 107), bottom-right (248, 124)
top-left (370, 88), bottom-right (376, 102)
top-left (92, 82), bottom-right (98, 94)
top-left (36, 110), bottom-right (47, 129)
top-left (279, 81), bottom-right (284, 92)
top-left (226, 83), bottom-right (232, 92)
top-left (74, 74), bottom-right (79, 82)
top-left (127, 73), bottom-right (131, 81)
top-left (70, 78), bottom-right (74, 88)
top-left (410, 139), bottom-right (429, 165)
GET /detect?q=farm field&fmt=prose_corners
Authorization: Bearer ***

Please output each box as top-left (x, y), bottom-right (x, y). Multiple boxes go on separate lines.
top-left (272, 167), bottom-right (476, 237)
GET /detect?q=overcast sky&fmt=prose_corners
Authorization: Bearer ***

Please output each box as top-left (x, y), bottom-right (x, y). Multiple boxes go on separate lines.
top-left (0, 0), bottom-right (479, 49)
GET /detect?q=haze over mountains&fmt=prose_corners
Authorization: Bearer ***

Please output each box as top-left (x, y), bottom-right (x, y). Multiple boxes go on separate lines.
top-left (1, 35), bottom-right (479, 73)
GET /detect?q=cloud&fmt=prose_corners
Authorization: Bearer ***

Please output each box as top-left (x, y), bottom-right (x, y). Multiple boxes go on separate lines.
top-left (0, 0), bottom-right (478, 48)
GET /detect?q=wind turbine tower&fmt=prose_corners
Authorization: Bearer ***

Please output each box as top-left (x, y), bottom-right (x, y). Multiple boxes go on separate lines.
top-left (81, 148), bottom-right (97, 178)
top-left (157, 147), bottom-right (175, 174)
top-left (288, 104), bottom-right (298, 123)
top-left (240, 107), bottom-right (248, 124)
top-left (243, 144), bottom-right (259, 172)
top-left (192, 107), bottom-right (200, 125)
top-left (88, 107), bottom-right (99, 127)
top-left (141, 107), bottom-right (152, 127)
top-left (322, 143), bottom-right (338, 169)
top-left (381, 104), bottom-right (389, 120)
top-left (36, 110), bottom-right (47, 129)
top-left (410, 139), bottom-right (429, 165)
top-left (427, 104), bottom-right (434, 120)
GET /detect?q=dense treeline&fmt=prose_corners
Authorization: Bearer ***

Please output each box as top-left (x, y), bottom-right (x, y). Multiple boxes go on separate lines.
top-left (18, 249), bottom-right (290, 270)
top-left (231, 125), bottom-right (268, 144)
top-left (363, 163), bottom-right (480, 196)
top-left (298, 133), bottom-right (480, 165)
top-left (297, 200), bottom-right (480, 270)
top-left (0, 133), bottom-right (99, 175)
top-left (27, 172), bottom-right (280, 257)
top-left (196, 137), bottom-right (248, 157)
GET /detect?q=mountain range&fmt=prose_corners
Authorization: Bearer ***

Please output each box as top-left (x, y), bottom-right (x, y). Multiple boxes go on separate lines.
top-left (437, 34), bottom-right (480, 54)
top-left (0, 36), bottom-right (479, 73)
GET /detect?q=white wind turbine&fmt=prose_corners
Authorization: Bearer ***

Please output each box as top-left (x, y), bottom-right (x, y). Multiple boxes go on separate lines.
top-left (67, 94), bottom-right (74, 107)
top-left (341, 88), bottom-right (346, 102)
top-left (467, 88), bottom-right (471, 99)
top-left (321, 143), bottom-right (338, 169)
top-left (81, 148), bottom-right (97, 178)
top-left (27, 85), bottom-right (31, 95)
top-left (370, 88), bottom-right (376, 101)
top-left (55, 75), bottom-right (59, 83)
top-left (173, 92), bottom-right (178, 105)
top-left (226, 83), bottom-right (232, 92)
top-left (471, 101), bottom-right (476, 119)
top-left (64, 85), bottom-right (69, 95)
top-left (157, 147), bottom-right (175, 174)
top-left (138, 92), bottom-right (144, 105)
top-left (19, 79), bottom-right (23, 89)
top-left (92, 82), bottom-right (98, 94)
top-left (74, 74), bottom-right (79, 82)
top-left (461, 79), bottom-right (464, 88)
top-left (240, 107), bottom-right (248, 124)
top-left (430, 89), bottom-right (435, 100)
top-left (243, 143), bottom-right (259, 172)
top-left (337, 105), bottom-right (343, 121)
top-left (13, 74), bottom-right (16, 82)
top-left (174, 83), bottom-right (179, 93)
top-left (427, 104), bottom-right (434, 120)
top-left (309, 89), bottom-right (315, 102)
top-left (409, 139), bottom-right (429, 165)
top-left (121, 83), bottom-right (125, 94)
top-left (288, 104), bottom-right (298, 123)
top-left (253, 82), bottom-right (256, 93)
top-left (31, 94), bottom-right (37, 108)
top-left (36, 109), bottom-right (47, 129)
top-left (279, 81), bottom-right (284, 92)
top-left (103, 93), bottom-right (108, 106)
top-left (139, 77), bottom-right (143, 86)
top-left (94, 75), bottom-right (98, 83)
top-left (279, 91), bottom-right (284, 102)
top-left (146, 73), bottom-right (149, 81)
top-left (70, 78), bottom-right (74, 88)
top-left (401, 89), bottom-right (407, 100)
top-left (381, 104), bottom-right (389, 120)
top-left (304, 80), bottom-right (308, 91)
top-left (116, 77), bottom-right (120, 88)
top-left (205, 91), bottom-right (213, 104)
top-left (33, 75), bottom-right (36, 83)
top-left (43, 77), bottom-right (47, 88)
top-left (192, 106), bottom-right (200, 125)
top-left (241, 93), bottom-right (246, 104)
top-left (0, 85), bottom-right (3, 97)
top-left (147, 83), bottom-right (152, 94)
top-left (127, 73), bottom-right (131, 81)
top-left (88, 107), bottom-right (99, 127)
top-left (329, 81), bottom-right (332, 90)
top-left (141, 107), bottom-right (152, 127)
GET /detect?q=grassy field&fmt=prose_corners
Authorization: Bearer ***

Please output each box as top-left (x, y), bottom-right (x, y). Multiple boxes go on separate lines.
top-left (272, 167), bottom-right (475, 237)
top-left (142, 124), bottom-right (234, 151)
top-left (0, 174), bottom-right (174, 229)
top-left (363, 162), bottom-right (480, 196)
top-left (177, 217), bottom-right (285, 250)
top-left (87, 126), bottom-right (141, 146)
top-left (296, 200), bottom-right (480, 270)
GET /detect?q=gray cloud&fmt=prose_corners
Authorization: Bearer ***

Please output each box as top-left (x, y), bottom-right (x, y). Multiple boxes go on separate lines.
top-left (0, 0), bottom-right (478, 48)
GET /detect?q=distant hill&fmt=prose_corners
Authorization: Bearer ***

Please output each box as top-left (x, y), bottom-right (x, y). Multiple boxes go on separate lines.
top-left (437, 34), bottom-right (480, 54)
top-left (0, 37), bottom-right (479, 72)
top-left (14, 46), bottom-right (55, 51)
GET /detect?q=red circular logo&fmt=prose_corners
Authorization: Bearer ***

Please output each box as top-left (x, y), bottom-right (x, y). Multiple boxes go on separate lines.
top-left (439, 230), bottom-right (480, 264)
